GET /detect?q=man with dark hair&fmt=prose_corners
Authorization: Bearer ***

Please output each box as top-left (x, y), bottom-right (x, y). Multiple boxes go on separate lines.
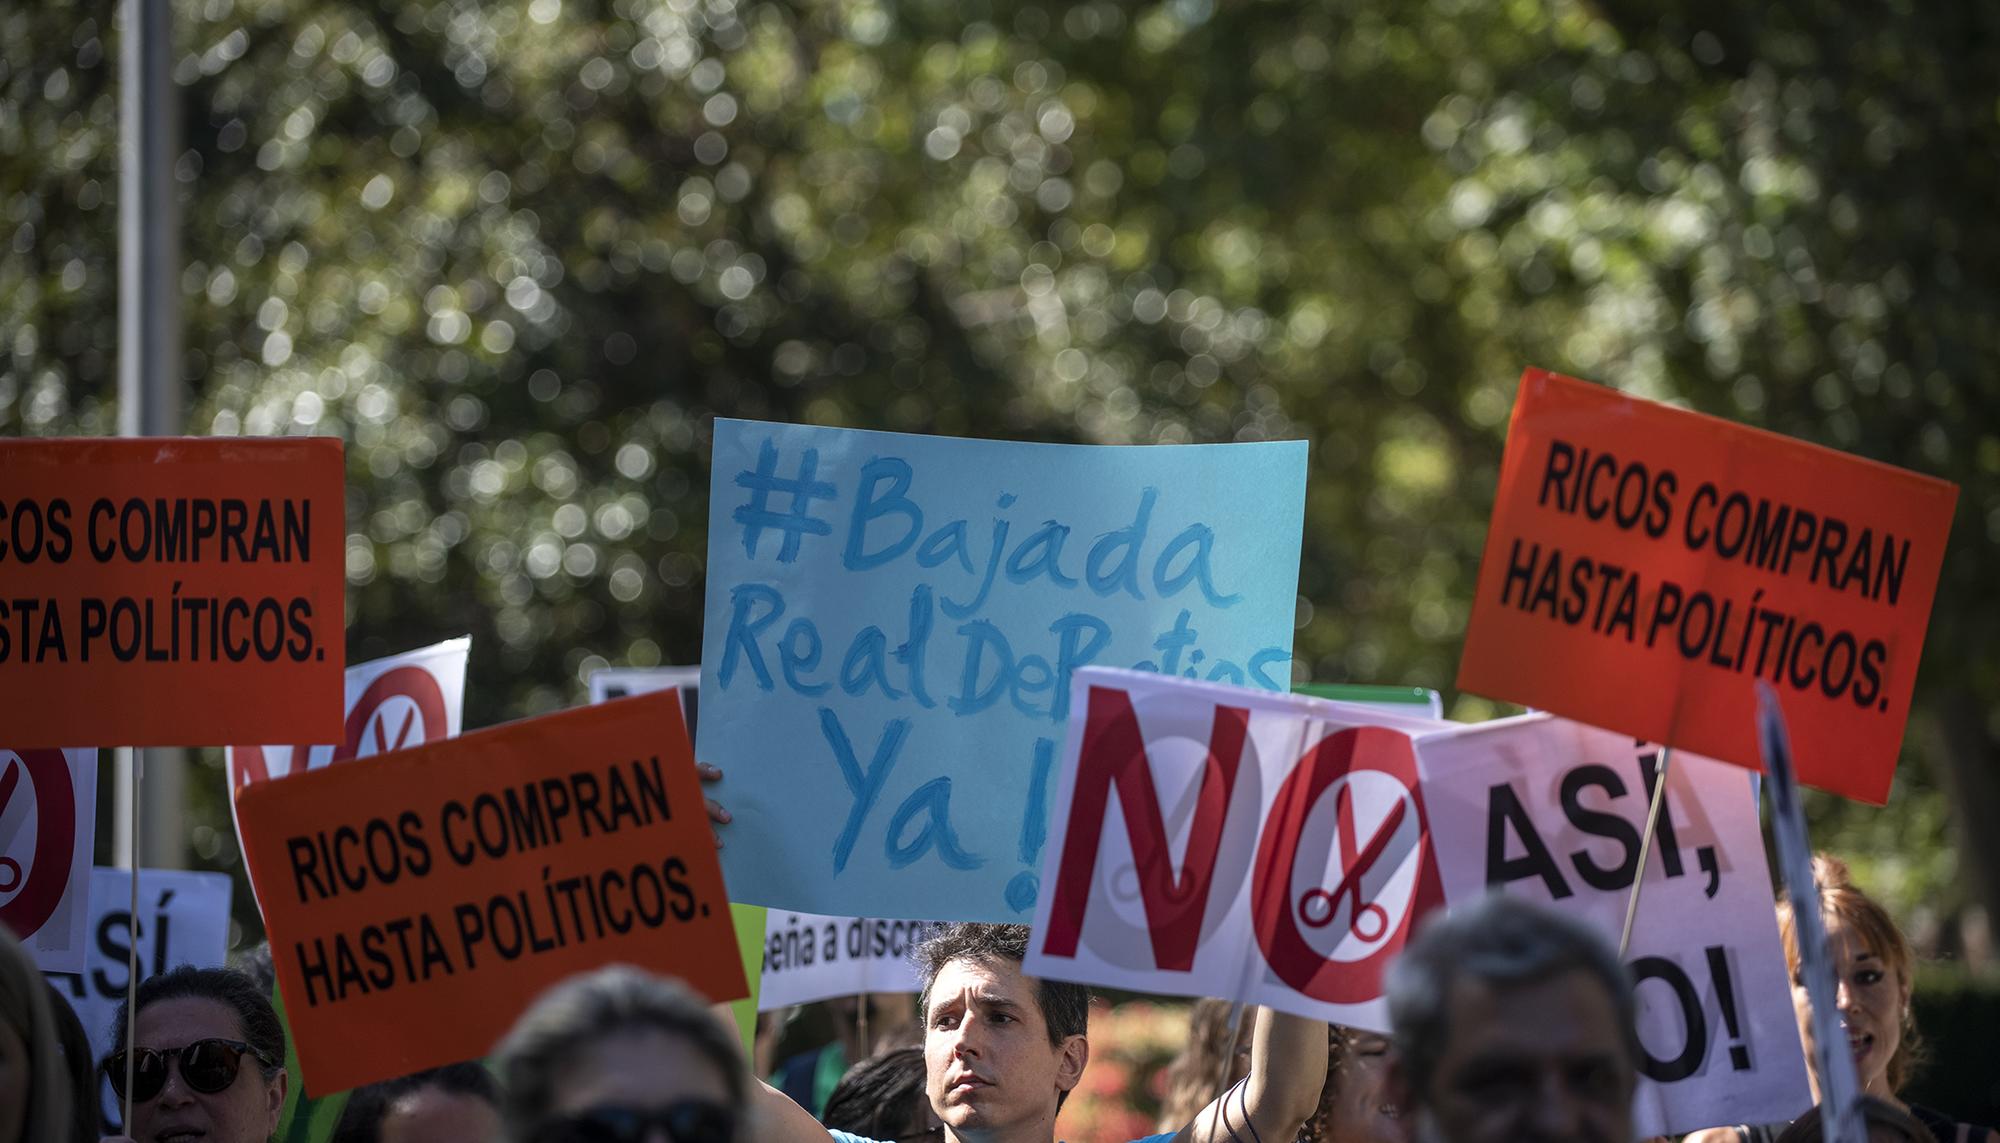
top-left (331, 1062), bottom-right (501, 1143)
top-left (750, 922), bottom-right (1328, 1143)
top-left (1384, 893), bottom-right (1640, 1143)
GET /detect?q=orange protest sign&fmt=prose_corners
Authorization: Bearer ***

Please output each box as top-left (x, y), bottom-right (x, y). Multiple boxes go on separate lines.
top-left (235, 689), bottom-right (747, 1095)
top-left (1458, 369), bottom-right (1957, 803)
top-left (0, 438), bottom-right (345, 746)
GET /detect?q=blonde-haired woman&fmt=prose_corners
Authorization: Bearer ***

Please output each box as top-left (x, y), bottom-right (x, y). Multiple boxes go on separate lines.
top-left (1689, 855), bottom-right (1996, 1143)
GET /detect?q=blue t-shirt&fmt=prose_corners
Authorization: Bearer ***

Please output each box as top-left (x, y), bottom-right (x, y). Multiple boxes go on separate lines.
top-left (830, 1135), bottom-right (1174, 1143)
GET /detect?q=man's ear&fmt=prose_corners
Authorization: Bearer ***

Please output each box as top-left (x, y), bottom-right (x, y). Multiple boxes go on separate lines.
top-left (263, 1069), bottom-right (289, 1129)
top-left (1055, 1034), bottom-right (1089, 1093)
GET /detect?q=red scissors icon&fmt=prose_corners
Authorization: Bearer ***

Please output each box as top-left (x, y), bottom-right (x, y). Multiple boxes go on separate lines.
top-left (1298, 784), bottom-right (1406, 941)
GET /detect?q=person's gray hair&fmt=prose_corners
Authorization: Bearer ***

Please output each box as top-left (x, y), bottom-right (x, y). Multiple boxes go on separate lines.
top-left (1385, 892), bottom-right (1638, 1098)
top-left (492, 965), bottom-right (745, 1142)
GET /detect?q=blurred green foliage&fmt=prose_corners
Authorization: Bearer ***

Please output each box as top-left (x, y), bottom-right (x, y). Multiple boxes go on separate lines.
top-left (2, 0), bottom-right (1996, 961)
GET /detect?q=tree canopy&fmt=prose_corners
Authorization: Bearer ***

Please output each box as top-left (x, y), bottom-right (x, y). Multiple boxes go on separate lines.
top-left (3, 0), bottom-right (1995, 959)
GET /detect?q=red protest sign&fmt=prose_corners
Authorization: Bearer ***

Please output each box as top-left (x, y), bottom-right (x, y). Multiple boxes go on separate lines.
top-left (0, 438), bottom-right (345, 746)
top-left (1457, 369), bottom-right (1958, 803)
top-left (235, 689), bottom-right (746, 1096)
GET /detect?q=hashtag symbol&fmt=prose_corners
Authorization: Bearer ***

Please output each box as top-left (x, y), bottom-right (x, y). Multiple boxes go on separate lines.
top-left (732, 439), bottom-right (837, 563)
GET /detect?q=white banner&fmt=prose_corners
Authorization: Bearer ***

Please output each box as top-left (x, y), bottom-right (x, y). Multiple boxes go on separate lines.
top-left (1023, 667), bottom-right (1450, 1031)
top-left (44, 866), bottom-right (232, 1128)
top-left (1024, 668), bottom-right (1810, 1139)
top-left (587, 665), bottom-right (701, 709)
top-left (759, 911), bottom-right (941, 1010)
top-left (3, 747), bottom-right (98, 973)
top-left (1417, 714), bottom-right (1811, 1135)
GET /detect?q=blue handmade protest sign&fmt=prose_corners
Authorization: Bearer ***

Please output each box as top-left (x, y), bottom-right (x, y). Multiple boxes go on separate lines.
top-left (698, 419), bottom-right (1308, 921)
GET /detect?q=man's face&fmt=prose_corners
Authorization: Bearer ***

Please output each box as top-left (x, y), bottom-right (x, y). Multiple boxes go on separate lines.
top-left (1399, 968), bottom-right (1636, 1143)
top-left (923, 957), bottom-right (1085, 1140)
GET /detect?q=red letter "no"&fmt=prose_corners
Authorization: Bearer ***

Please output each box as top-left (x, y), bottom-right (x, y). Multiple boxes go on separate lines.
top-left (1040, 685), bottom-right (1248, 972)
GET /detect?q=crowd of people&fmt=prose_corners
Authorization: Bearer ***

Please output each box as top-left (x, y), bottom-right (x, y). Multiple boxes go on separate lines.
top-left (0, 852), bottom-right (1990, 1143)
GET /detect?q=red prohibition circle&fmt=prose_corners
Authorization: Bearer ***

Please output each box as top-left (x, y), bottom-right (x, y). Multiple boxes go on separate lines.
top-left (335, 666), bottom-right (450, 763)
top-left (0, 749), bottom-right (77, 939)
top-left (229, 665), bottom-right (450, 795)
top-left (1250, 726), bottom-right (1444, 1004)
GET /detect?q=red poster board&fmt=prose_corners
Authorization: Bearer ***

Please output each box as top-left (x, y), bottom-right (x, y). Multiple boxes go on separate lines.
top-left (236, 689), bottom-right (747, 1095)
top-left (0, 438), bottom-right (345, 745)
top-left (1458, 369), bottom-right (1957, 803)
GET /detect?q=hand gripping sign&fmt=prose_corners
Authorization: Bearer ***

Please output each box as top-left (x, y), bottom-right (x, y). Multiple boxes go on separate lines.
top-left (0, 747), bottom-right (96, 972)
top-left (0, 437), bottom-right (345, 746)
top-left (1024, 668), bottom-right (1451, 1031)
top-left (235, 688), bottom-right (747, 1096)
top-left (1412, 713), bottom-right (1809, 1137)
top-left (1458, 369), bottom-right (1957, 803)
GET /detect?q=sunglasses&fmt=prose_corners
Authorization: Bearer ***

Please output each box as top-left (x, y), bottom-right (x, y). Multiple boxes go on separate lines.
top-left (104, 1038), bottom-right (278, 1103)
top-left (531, 1102), bottom-right (738, 1143)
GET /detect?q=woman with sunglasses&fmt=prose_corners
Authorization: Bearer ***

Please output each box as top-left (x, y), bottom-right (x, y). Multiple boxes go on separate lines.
top-left (496, 965), bottom-right (745, 1143)
top-left (100, 965), bottom-right (286, 1143)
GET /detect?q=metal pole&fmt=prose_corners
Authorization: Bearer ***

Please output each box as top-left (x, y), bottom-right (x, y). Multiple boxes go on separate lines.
top-left (118, 0), bottom-right (187, 871)
top-left (123, 755), bottom-right (142, 1132)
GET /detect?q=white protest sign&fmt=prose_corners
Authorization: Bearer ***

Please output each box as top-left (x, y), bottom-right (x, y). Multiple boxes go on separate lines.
top-left (43, 866), bottom-right (232, 1128)
top-left (1024, 670), bottom-right (1809, 1138)
top-left (588, 665), bottom-right (702, 709)
top-left (759, 911), bottom-right (941, 1010)
top-left (1024, 667), bottom-right (1452, 1031)
top-left (1416, 714), bottom-right (1811, 1135)
top-left (2, 747), bottom-right (98, 973)
top-left (225, 636), bottom-right (469, 832)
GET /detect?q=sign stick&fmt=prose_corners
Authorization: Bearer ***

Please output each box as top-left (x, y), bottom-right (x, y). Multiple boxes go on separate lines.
top-left (123, 746), bottom-right (141, 1132)
top-left (1617, 746), bottom-right (1673, 957)
top-left (1757, 682), bottom-right (1862, 1143)
top-left (856, 990), bottom-right (870, 1057)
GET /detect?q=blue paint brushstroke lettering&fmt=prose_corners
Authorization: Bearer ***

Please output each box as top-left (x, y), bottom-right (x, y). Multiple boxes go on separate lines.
top-left (822, 708), bottom-right (910, 874)
top-left (719, 583), bottom-right (784, 691)
top-left (886, 778), bottom-right (983, 870)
